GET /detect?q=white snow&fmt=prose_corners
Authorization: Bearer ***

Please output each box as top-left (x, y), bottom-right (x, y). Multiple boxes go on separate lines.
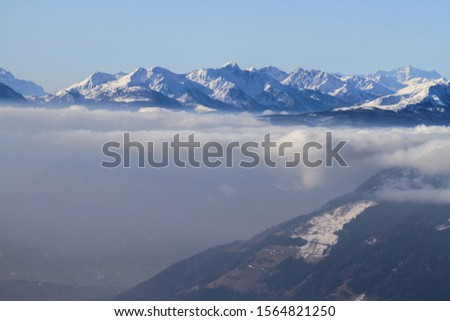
top-left (436, 219), bottom-right (450, 231)
top-left (282, 69), bottom-right (393, 105)
top-left (355, 293), bottom-right (366, 301)
top-left (40, 64), bottom-right (449, 112)
top-left (359, 78), bottom-right (449, 111)
top-left (436, 225), bottom-right (450, 231)
top-left (292, 201), bottom-right (377, 263)
top-left (258, 66), bottom-right (288, 82)
top-left (370, 65), bottom-right (442, 84)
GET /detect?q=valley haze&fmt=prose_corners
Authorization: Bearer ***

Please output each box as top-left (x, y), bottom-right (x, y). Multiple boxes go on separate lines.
top-left (0, 101), bottom-right (450, 299)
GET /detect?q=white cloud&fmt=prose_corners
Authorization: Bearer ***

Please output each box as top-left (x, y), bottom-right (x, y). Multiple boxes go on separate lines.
top-left (1, 105), bottom-right (449, 287)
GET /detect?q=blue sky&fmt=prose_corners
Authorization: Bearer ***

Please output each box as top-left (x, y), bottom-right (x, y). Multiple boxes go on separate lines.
top-left (1, 0), bottom-right (449, 92)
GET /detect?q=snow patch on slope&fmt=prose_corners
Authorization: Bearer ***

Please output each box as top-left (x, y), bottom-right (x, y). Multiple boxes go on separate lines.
top-left (292, 201), bottom-right (377, 263)
top-left (436, 218), bottom-right (450, 231)
top-left (360, 78), bottom-right (449, 111)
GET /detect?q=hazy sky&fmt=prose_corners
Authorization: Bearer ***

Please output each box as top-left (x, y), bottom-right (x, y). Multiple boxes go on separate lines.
top-left (1, 0), bottom-right (449, 92)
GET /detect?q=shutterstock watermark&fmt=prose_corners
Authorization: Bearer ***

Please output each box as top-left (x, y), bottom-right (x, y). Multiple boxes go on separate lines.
top-left (101, 132), bottom-right (348, 169)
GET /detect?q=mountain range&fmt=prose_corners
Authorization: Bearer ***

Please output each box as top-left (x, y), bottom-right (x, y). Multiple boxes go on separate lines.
top-left (117, 168), bottom-right (450, 300)
top-left (1, 65), bottom-right (449, 116)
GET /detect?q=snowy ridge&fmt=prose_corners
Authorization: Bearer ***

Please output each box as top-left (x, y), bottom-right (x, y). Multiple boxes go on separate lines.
top-left (360, 78), bottom-right (450, 111)
top-left (282, 69), bottom-right (395, 105)
top-left (369, 65), bottom-right (442, 84)
top-left (3, 64), bottom-right (448, 112)
top-left (64, 71), bottom-right (125, 94)
top-left (292, 201), bottom-right (377, 263)
top-left (39, 64), bottom-right (450, 111)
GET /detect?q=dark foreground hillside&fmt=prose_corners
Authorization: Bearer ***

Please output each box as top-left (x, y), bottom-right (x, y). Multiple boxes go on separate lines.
top-left (118, 168), bottom-right (450, 300)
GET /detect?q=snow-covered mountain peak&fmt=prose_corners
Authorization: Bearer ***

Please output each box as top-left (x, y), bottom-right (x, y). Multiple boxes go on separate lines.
top-left (258, 66), bottom-right (288, 82)
top-left (283, 68), bottom-right (344, 91)
top-left (396, 65), bottom-right (442, 82)
top-left (27, 64), bottom-right (449, 113)
top-left (372, 65), bottom-right (443, 84)
top-left (360, 78), bottom-right (450, 111)
top-left (148, 66), bottom-right (176, 75)
top-left (221, 61), bottom-right (241, 70)
top-left (114, 67), bottom-right (149, 87)
top-left (66, 71), bottom-right (117, 92)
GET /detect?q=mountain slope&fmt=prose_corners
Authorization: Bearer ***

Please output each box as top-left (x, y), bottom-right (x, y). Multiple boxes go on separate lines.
top-left (44, 68), bottom-right (182, 109)
top-left (118, 168), bottom-right (450, 300)
top-left (0, 68), bottom-right (46, 96)
top-left (282, 69), bottom-right (394, 105)
top-left (369, 65), bottom-right (442, 88)
top-left (360, 78), bottom-right (450, 111)
top-left (64, 71), bottom-right (124, 93)
top-left (0, 83), bottom-right (28, 104)
top-left (185, 62), bottom-right (345, 111)
top-left (41, 63), bottom-right (347, 112)
top-left (28, 64), bottom-right (450, 114)
top-left (258, 66), bottom-right (289, 82)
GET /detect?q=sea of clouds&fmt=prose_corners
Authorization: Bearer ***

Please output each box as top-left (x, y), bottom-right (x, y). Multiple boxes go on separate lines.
top-left (0, 105), bottom-right (449, 288)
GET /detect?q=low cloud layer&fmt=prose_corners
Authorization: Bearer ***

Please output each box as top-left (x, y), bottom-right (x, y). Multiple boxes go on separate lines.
top-left (377, 189), bottom-right (450, 204)
top-left (0, 105), bottom-right (449, 288)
